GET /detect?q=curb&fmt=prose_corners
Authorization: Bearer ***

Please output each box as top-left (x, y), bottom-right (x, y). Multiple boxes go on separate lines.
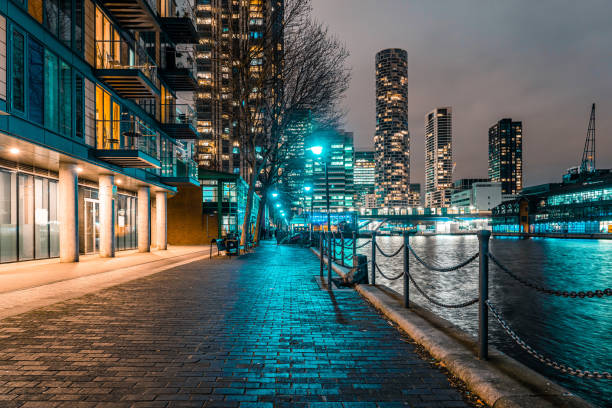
top-left (310, 247), bottom-right (592, 408)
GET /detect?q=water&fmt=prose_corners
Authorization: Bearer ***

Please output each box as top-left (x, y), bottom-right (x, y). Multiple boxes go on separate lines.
top-left (351, 235), bottom-right (612, 407)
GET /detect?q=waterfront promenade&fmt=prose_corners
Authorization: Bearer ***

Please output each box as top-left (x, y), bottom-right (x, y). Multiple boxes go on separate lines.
top-left (0, 242), bottom-right (472, 408)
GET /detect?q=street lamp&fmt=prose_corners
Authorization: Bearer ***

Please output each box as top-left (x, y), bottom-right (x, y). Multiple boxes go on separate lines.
top-left (308, 145), bottom-right (331, 232)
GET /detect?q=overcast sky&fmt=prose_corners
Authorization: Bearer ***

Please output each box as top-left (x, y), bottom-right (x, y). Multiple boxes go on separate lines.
top-left (310, 0), bottom-right (612, 187)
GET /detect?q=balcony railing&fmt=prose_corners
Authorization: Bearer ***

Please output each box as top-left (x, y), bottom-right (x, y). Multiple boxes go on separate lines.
top-left (95, 40), bottom-right (160, 97)
top-left (159, 104), bottom-right (198, 138)
top-left (160, 0), bottom-right (198, 44)
top-left (94, 117), bottom-right (160, 168)
top-left (160, 47), bottom-right (197, 91)
top-left (161, 156), bottom-right (198, 179)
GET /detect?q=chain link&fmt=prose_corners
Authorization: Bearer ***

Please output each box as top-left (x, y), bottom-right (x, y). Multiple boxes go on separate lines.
top-left (408, 245), bottom-right (479, 272)
top-left (374, 262), bottom-right (404, 281)
top-left (489, 253), bottom-right (612, 299)
top-left (406, 271), bottom-right (479, 308)
top-left (375, 242), bottom-right (404, 258)
top-left (355, 240), bottom-right (372, 249)
top-left (486, 301), bottom-right (611, 379)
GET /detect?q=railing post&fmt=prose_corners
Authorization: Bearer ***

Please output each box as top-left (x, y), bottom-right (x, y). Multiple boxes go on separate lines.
top-left (327, 231), bottom-right (333, 290)
top-left (403, 232), bottom-right (409, 308)
top-left (478, 230), bottom-right (491, 360)
top-left (352, 231), bottom-right (357, 268)
top-left (340, 232), bottom-right (345, 267)
top-left (319, 232), bottom-right (324, 276)
top-left (371, 231), bottom-right (377, 285)
top-left (332, 231), bottom-right (336, 262)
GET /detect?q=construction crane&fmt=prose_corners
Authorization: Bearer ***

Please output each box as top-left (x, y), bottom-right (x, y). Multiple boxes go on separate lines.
top-left (580, 103), bottom-right (596, 173)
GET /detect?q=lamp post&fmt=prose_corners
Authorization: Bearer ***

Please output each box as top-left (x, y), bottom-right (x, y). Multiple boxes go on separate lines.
top-left (309, 145), bottom-right (331, 232)
top-left (304, 185), bottom-right (313, 242)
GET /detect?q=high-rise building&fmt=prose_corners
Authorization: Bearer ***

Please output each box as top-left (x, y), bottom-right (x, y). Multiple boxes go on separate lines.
top-left (354, 150), bottom-right (376, 208)
top-left (283, 110), bottom-right (313, 211)
top-left (489, 119), bottom-right (523, 195)
top-left (408, 183), bottom-right (421, 207)
top-left (425, 107), bottom-right (453, 207)
top-left (374, 48), bottom-right (410, 207)
top-left (0, 0), bottom-right (200, 263)
top-left (195, 0), bottom-right (283, 178)
top-left (305, 129), bottom-right (354, 212)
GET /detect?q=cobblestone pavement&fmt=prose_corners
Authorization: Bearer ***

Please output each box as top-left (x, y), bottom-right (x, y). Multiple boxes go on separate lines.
top-left (0, 242), bottom-right (471, 408)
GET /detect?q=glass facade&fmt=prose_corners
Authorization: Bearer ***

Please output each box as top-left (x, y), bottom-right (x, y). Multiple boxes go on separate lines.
top-left (0, 168), bottom-right (59, 263)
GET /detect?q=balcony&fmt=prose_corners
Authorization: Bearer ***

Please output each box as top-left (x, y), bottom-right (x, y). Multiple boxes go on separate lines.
top-left (95, 40), bottom-right (160, 99)
top-left (99, 0), bottom-right (159, 31)
top-left (94, 116), bottom-right (160, 168)
top-left (159, 48), bottom-right (197, 91)
top-left (160, 104), bottom-right (198, 139)
top-left (161, 143), bottom-right (199, 186)
top-left (160, 0), bottom-right (198, 44)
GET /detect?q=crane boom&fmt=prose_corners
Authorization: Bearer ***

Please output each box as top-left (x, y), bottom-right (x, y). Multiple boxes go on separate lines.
top-left (580, 103), bottom-right (596, 173)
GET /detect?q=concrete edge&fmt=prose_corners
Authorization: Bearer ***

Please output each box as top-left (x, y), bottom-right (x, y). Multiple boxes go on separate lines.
top-left (309, 247), bottom-right (592, 408)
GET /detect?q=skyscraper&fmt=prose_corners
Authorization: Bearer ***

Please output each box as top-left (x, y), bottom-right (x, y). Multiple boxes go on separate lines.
top-left (354, 150), bottom-right (376, 208)
top-left (425, 107), bottom-right (453, 207)
top-left (306, 129), bottom-right (354, 212)
top-left (195, 0), bottom-right (283, 178)
top-left (489, 119), bottom-right (523, 195)
top-left (374, 48), bottom-right (410, 207)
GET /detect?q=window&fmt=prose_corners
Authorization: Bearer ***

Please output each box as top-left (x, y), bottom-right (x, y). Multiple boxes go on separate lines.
top-left (59, 0), bottom-right (71, 46)
top-left (75, 73), bottom-right (84, 138)
top-left (12, 30), bottom-right (25, 112)
top-left (44, 0), bottom-right (59, 38)
top-left (74, 0), bottom-right (83, 52)
top-left (28, 38), bottom-right (44, 125)
top-left (44, 50), bottom-right (59, 131)
top-left (59, 60), bottom-right (71, 136)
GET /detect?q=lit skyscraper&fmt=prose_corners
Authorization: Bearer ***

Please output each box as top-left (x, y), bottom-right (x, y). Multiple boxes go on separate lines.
top-left (425, 107), bottom-right (453, 207)
top-left (488, 119), bottom-right (523, 195)
top-left (374, 48), bottom-right (410, 207)
top-left (354, 150), bottom-right (376, 208)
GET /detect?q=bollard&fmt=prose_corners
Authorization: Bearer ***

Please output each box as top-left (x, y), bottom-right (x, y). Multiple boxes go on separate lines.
top-left (403, 232), bottom-right (410, 308)
top-left (371, 231), bottom-right (377, 285)
top-left (352, 231), bottom-right (357, 268)
top-left (327, 231), bottom-right (333, 290)
top-left (341, 232), bottom-right (345, 267)
top-left (478, 230), bottom-right (491, 360)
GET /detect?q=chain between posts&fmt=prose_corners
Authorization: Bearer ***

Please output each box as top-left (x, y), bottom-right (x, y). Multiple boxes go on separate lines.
top-left (489, 253), bottom-right (612, 299)
top-left (486, 300), bottom-right (612, 379)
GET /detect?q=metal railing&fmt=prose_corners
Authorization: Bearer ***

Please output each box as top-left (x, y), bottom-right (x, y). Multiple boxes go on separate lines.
top-left (95, 118), bottom-right (158, 159)
top-left (95, 40), bottom-right (159, 89)
top-left (161, 104), bottom-right (197, 128)
top-left (161, 155), bottom-right (198, 179)
top-left (315, 228), bottom-right (612, 380)
top-left (162, 47), bottom-right (197, 77)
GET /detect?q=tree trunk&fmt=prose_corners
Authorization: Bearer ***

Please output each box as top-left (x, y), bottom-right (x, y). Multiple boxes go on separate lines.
top-left (254, 194), bottom-right (267, 244)
top-left (239, 156), bottom-right (268, 248)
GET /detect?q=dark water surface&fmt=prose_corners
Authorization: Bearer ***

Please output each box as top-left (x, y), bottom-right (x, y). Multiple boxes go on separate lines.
top-left (351, 235), bottom-right (612, 407)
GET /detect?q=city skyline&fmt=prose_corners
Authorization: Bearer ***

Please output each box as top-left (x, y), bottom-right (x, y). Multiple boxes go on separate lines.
top-left (311, 0), bottom-right (612, 186)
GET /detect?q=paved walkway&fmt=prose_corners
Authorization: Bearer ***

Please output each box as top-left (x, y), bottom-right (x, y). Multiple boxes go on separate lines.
top-left (0, 242), bottom-right (470, 408)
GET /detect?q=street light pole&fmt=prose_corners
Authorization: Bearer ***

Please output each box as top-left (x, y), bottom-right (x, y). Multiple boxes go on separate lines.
top-left (324, 161), bottom-right (331, 232)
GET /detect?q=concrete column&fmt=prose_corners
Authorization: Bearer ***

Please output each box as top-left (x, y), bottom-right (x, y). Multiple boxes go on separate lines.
top-left (156, 191), bottom-right (167, 250)
top-left (99, 175), bottom-right (115, 258)
top-left (137, 186), bottom-right (151, 252)
top-left (58, 163), bottom-right (79, 262)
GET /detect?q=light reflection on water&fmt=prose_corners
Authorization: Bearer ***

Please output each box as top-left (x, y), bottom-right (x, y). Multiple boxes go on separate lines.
top-left (354, 235), bottom-right (612, 407)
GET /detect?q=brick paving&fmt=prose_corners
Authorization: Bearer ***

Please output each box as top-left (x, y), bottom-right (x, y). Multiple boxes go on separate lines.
top-left (0, 242), bottom-right (471, 408)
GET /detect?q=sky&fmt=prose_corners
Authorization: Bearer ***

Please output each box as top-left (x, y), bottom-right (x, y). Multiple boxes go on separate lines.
top-left (310, 0), bottom-right (612, 187)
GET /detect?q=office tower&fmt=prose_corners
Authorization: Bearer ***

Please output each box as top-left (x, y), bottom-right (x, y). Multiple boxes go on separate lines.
top-left (0, 0), bottom-right (199, 263)
top-left (195, 0), bottom-right (283, 178)
top-left (283, 110), bottom-right (313, 211)
top-left (354, 150), bottom-right (376, 208)
top-left (489, 119), bottom-right (523, 195)
top-left (452, 178), bottom-right (490, 192)
top-left (425, 107), bottom-right (453, 207)
top-left (374, 48), bottom-right (410, 207)
top-left (306, 129), bottom-right (354, 212)
top-left (408, 183), bottom-right (421, 207)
